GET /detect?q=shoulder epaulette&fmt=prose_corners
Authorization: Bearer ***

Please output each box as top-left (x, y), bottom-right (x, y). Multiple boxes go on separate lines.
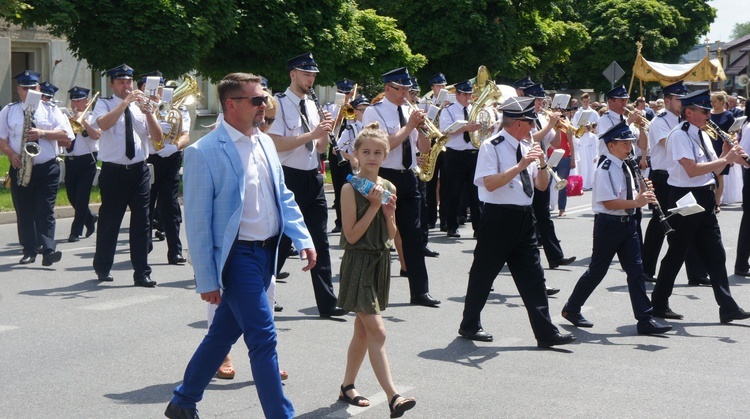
top-left (372, 101), bottom-right (382, 106)
top-left (657, 112), bottom-right (666, 118)
top-left (42, 101), bottom-right (55, 108)
top-left (102, 95), bottom-right (114, 100)
top-left (275, 93), bottom-right (286, 98)
top-left (681, 121), bottom-right (690, 131)
top-left (8, 101), bottom-right (21, 106)
top-left (445, 102), bottom-right (455, 108)
top-left (601, 111), bottom-right (610, 116)
top-left (178, 105), bottom-right (187, 111)
top-left (490, 135), bottom-right (505, 146)
top-left (600, 159), bottom-right (611, 170)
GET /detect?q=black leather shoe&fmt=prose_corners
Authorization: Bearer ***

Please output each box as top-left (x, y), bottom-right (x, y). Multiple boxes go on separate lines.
top-left (562, 310), bottom-right (594, 328)
top-left (637, 318), bottom-right (672, 334)
top-left (458, 328), bottom-right (493, 342)
top-left (537, 333), bottom-right (576, 348)
top-left (423, 246), bottom-right (440, 257)
top-left (331, 225), bottom-right (342, 233)
top-left (549, 256), bottom-right (576, 269)
top-left (168, 255), bottom-right (187, 265)
top-left (427, 223), bottom-right (436, 229)
top-left (274, 302), bottom-right (283, 312)
top-left (165, 401), bottom-right (199, 419)
top-left (288, 247), bottom-right (299, 257)
top-left (447, 229), bottom-right (461, 238)
top-left (653, 307), bottom-right (684, 320)
top-left (320, 307), bottom-right (347, 318)
top-left (19, 254), bottom-right (36, 264)
top-left (97, 272), bottom-right (114, 282)
top-left (734, 269), bottom-right (750, 277)
top-left (276, 272), bottom-right (290, 280)
top-left (134, 276), bottom-right (157, 287)
top-left (546, 286), bottom-right (560, 296)
top-left (85, 215), bottom-right (98, 238)
top-left (155, 230), bottom-right (166, 241)
top-left (68, 234), bottom-right (80, 243)
top-left (42, 251), bottom-right (62, 267)
top-left (644, 274), bottom-right (657, 283)
top-left (458, 216), bottom-right (467, 225)
top-left (440, 225), bottom-right (448, 232)
top-left (410, 293), bottom-right (441, 307)
top-left (688, 276), bottom-right (711, 286)
top-left (720, 308), bottom-right (750, 324)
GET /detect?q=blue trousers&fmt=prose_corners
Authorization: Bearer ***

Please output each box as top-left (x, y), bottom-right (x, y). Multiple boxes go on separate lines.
top-left (172, 242), bottom-right (294, 418)
top-left (554, 156), bottom-right (571, 211)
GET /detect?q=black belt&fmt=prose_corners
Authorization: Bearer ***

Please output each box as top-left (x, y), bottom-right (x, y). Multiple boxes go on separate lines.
top-left (674, 184), bottom-right (716, 192)
top-left (598, 213), bottom-right (633, 222)
top-left (380, 167), bottom-right (413, 175)
top-left (102, 161), bottom-right (146, 170)
top-left (237, 235), bottom-right (279, 249)
top-left (488, 204), bottom-right (533, 213)
top-left (447, 148), bottom-right (478, 154)
top-left (66, 153), bottom-right (98, 161)
top-left (651, 169), bottom-right (668, 176)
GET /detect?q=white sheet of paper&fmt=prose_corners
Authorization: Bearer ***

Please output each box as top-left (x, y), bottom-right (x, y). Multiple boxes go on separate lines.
top-left (335, 92), bottom-right (346, 106)
top-left (576, 111), bottom-right (590, 128)
top-left (729, 116), bottom-right (746, 133)
top-left (145, 76), bottom-right (161, 92)
top-left (161, 88), bottom-right (174, 104)
top-left (547, 148), bottom-right (565, 168)
top-left (447, 93), bottom-right (456, 104)
top-left (25, 89), bottom-right (42, 108)
top-left (426, 105), bottom-right (440, 121)
top-left (552, 94), bottom-right (571, 110)
top-left (436, 89), bottom-right (449, 104)
top-left (668, 192), bottom-right (705, 216)
top-left (445, 120), bottom-right (468, 135)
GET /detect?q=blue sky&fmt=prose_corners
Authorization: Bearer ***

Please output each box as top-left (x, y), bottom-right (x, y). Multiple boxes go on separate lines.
top-left (708, 0), bottom-right (750, 42)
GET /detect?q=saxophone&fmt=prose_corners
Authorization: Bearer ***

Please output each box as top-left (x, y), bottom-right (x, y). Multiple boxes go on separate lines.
top-left (415, 134), bottom-right (449, 182)
top-left (17, 105), bottom-right (41, 187)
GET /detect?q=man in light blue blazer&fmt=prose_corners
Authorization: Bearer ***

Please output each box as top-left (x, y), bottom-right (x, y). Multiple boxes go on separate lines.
top-left (166, 73), bottom-right (314, 419)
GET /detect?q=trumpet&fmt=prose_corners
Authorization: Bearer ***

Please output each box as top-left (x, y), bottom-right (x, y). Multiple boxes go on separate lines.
top-left (539, 109), bottom-right (584, 138)
top-left (623, 108), bottom-right (650, 130)
top-left (69, 92), bottom-right (100, 134)
top-left (703, 119), bottom-right (750, 164)
top-left (125, 89), bottom-right (159, 114)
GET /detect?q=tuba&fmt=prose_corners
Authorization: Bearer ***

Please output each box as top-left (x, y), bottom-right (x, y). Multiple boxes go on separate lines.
top-left (406, 101), bottom-right (449, 182)
top-left (154, 75), bottom-right (201, 151)
top-left (468, 66), bottom-right (503, 148)
top-left (18, 104), bottom-right (40, 187)
top-left (69, 92), bottom-right (100, 135)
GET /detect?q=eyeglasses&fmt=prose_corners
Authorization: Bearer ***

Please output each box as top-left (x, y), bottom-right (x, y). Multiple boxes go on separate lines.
top-left (230, 95), bottom-right (268, 106)
top-left (264, 117), bottom-right (275, 124)
top-left (388, 84), bottom-right (408, 92)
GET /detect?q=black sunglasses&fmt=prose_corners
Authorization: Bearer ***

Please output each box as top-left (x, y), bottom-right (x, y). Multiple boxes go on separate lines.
top-left (230, 95), bottom-right (268, 106)
top-left (264, 117), bottom-right (276, 124)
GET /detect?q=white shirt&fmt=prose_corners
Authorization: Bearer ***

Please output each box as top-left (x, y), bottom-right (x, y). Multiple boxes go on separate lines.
top-left (362, 97), bottom-right (419, 170)
top-left (0, 101), bottom-right (73, 164)
top-left (337, 120), bottom-right (362, 155)
top-left (65, 112), bottom-right (100, 157)
top-left (597, 110), bottom-right (625, 156)
top-left (474, 129), bottom-right (538, 205)
top-left (740, 123), bottom-right (750, 151)
top-left (223, 121), bottom-right (279, 241)
top-left (572, 107), bottom-right (599, 127)
top-left (439, 103), bottom-right (476, 151)
top-left (268, 88), bottom-right (321, 171)
top-left (91, 96), bottom-right (151, 164)
top-left (666, 122), bottom-right (717, 188)
top-left (648, 110), bottom-right (679, 170)
top-left (592, 153), bottom-right (635, 215)
top-left (531, 112), bottom-right (556, 151)
top-left (147, 107), bottom-right (191, 154)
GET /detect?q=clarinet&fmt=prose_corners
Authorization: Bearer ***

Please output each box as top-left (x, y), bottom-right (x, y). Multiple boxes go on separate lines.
top-left (308, 87), bottom-right (347, 165)
top-left (626, 158), bottom-right (674, 236)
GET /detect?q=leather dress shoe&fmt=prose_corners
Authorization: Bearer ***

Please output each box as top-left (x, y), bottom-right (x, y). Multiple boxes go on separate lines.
top-left (165, 401), bottom-right (199, 419)
top-left (168, 255), bottom-right (188, 265)
top-left (19, 254), bottom-right (36, 264)
top-left (440, 225), bottom-right (448, 232)
top-left (154, 230), bottom-right (166, 241)
top-left (549, 256), bottom-right (576, 269)
top-left (423, 246), bottom-right (440, 257)
top-left (447, 229), bottom-right (461, 238)
top-left (637, 318), bottom-right (672, 334)
top-left (734, 269), bottom-right (750, 277)
top-left (644, 274), bottom-right (657, 283)
top-left (688, 276), bottom-right (711, 286)
top-left (653, 307), bottom-right (683, 320)
top-left (427, 223), bottom-right (436, 229)
top-left (274, 301), bottom-right (283, 312)
top-left (562, 310), bottom-right (594, 328)
top-left (399, 269), bottom-right (408, 277)
top-left (68, 234), bottom-right (80, 243)
top-left (134, 276), bottom-right (157, 287)
top-left (97, 272), bottom-right (114, 282)
top-left (288, 247), bottom-right (299, 257)
top-left (410, 293), bottom-right (441, 307)
top-left (276, 272), bottom-right (290, 280)
top-left (537, 333), bottom-right (576, 348)
top-left (546, 286), bottom-right (560, 296)
top-left (458, 216), bottom-right (467, 225)
top-left (331, 225), bottom-right (342, 233)
top-left (42, 251), bottom-right (62, 266)
top-left (458, 328), bottom-right (493, 342)
top-left (320, 307), bottom-right (347, 318)
top-left (85, 215), bottom-right (98, 238)
top-left (720, 308), bottom-right (750, 324)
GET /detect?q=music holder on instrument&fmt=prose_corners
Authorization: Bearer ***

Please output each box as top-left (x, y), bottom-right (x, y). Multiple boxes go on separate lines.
top-left (667, 192), bottom-right (705, 217)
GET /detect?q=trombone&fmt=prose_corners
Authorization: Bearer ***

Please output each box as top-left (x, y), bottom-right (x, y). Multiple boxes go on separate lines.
top-left (69, 91), bottom-right (100, 134)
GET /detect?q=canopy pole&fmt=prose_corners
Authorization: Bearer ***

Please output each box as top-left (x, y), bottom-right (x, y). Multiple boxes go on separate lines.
top-left (629, 38), bottom-right (644, 97)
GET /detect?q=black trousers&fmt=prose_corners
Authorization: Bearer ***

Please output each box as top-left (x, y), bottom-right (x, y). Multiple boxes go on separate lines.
top-left (276, 167), bottom-right (337, 312)
top-left (565, 215), bottom-right (653, 321)
top-left (641, 170), bottom-right (706, 279)
top-left (652, 186), bottom-right (738, 314)
top-left (426, 152), bottom-right (444, 228)
top-left (441, 148), bottom-right (481, 232)
top-left (64, 154), bottom-right (97, 237)
top-left (148, 152), bottom-right (183, 259)
top-left (93, 162), bottom-right (152, 280)
top-left (735, 167), bottom-right (750, 272)
top-left (532, 183), bottom-right (564, 263)
top-left (419, 178), bottom-right (429, 245)
top-left (9, 159), bottom-right (59, 255)
top-left (380, 168), bottom-right (430, 296)
top-left (328, 153), bottom-right (352, 229)
top-left (460, 204), bottom-right (559, 340)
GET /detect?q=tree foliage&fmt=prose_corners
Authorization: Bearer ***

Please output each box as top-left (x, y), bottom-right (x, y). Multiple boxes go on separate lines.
top-left (730, 21), bottom-right (750, 40)
top-left (0, 0), bottom-right (31, 19)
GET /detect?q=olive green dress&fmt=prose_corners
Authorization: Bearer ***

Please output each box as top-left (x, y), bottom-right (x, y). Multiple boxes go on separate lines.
top-left (337, 179), bottom-right (394, 314)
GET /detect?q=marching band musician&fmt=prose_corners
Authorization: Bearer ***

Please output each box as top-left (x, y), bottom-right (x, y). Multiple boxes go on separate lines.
top-left (39, 81), bottom-right (59, 104)
top-left (641, 81), bottom-right (709, 286)
top-left (141, 71), bottom-right (190, 265)
top-left (325, 78), bottom-right (355, 234)
top-left (458, 96), bottom-right (575, 348)
top-left (651, 89), bottom-right (750, 323)
top-left (513, 76), bottom-right (534, 97)
top-left (337, 95), bottom-right (369, 167)
top-left (267, 52), bottom-right (346, 318)
top-left (90, 64), bottom-right (162, 286)
top-left (438, 79), bottom-right (482, 238)
top-left (424, 72), bottom-right (448, 232)
top-left (64, 86), bottom-right (101, 243)
top-left (362, 67), bottom-right (440, 307)
top-left (561, 121), bottom-right (672, 335)
top-left (526, 83), bottom-right (576, 274)
top-left (0, 70), bottom-right (72, 266)
top-left (596, 85), bottom-right (647, 158)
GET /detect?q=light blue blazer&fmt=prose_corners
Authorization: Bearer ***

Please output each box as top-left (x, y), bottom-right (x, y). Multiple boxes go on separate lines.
top-left (183, 124), bottom-right (314, 294)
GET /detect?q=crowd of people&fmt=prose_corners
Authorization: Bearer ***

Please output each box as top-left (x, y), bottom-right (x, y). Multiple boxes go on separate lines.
top-left (3, 54), bottom-right (750, 418)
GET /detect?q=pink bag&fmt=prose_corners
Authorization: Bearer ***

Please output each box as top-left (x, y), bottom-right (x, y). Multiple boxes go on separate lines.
top-left (566, 174), bottom-right (583, 196)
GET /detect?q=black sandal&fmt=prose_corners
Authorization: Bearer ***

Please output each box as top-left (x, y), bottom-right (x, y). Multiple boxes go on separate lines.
top-left (338, 384), bottom-right (369, 407)
top-left (389, 394), bottom-right (416, 418)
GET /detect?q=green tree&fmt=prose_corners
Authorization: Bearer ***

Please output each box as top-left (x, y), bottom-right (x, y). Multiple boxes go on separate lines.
top-left (0, 0), bottom-right (31, 19)
top-left (730, 21), bottom-right (750, 40)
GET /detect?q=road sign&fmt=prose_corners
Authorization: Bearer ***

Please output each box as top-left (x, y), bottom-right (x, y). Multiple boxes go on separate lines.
top-left (603, 61), bottom-right (625, 88)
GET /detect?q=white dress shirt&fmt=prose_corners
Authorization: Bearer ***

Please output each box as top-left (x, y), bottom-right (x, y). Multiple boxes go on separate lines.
top-left (439, 103), bottom-right (476, 151)
top-left (91, 96), bottom-right (151, 164)
top-left (666, 122), bottom-right (718, 188)
top-left (474, 129), bottom-right (538, 206)
top-left (361, 97), bottom-right (419, 170)
top-left (648, 110), bottom-right (679, 171)
top-left (268, 88), bottom-right (321, 171)
top-left (592, 153), bottom-right (635, 215)
top-left (0, 101), bottom-right (73, 164)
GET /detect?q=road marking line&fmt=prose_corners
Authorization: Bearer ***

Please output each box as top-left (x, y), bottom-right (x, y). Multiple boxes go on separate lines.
top-left (0, 325), bottom-right (19, 333)
top-left (325, 385), bottom-right (414, 418)
top-left (79, 295), bottom-right (167, 311)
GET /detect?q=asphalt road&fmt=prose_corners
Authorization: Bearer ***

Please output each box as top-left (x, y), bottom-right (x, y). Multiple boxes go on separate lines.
top-left (1, 191), bottom-right (749, 418)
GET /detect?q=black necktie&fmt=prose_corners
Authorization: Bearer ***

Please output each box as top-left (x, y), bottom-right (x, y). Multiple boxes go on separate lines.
top-left (623, 163), bottom-right (634, 215)
top-left (299, 99), bottom-right (313, 151)
top-left (620, 114), bottom-right (624, 122)
top-left (397, 106), bottom-right (412, 169)
top-left (697, 130), bottom-right (719, 184)
top-left (535, 119), bottom-right (542, 130)
top-left (463, 107), bottom-right (471, 143)
top-left (124, 106), bottom-right (135, 160)
top-left (516, 145), bottom-right (533, 197)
